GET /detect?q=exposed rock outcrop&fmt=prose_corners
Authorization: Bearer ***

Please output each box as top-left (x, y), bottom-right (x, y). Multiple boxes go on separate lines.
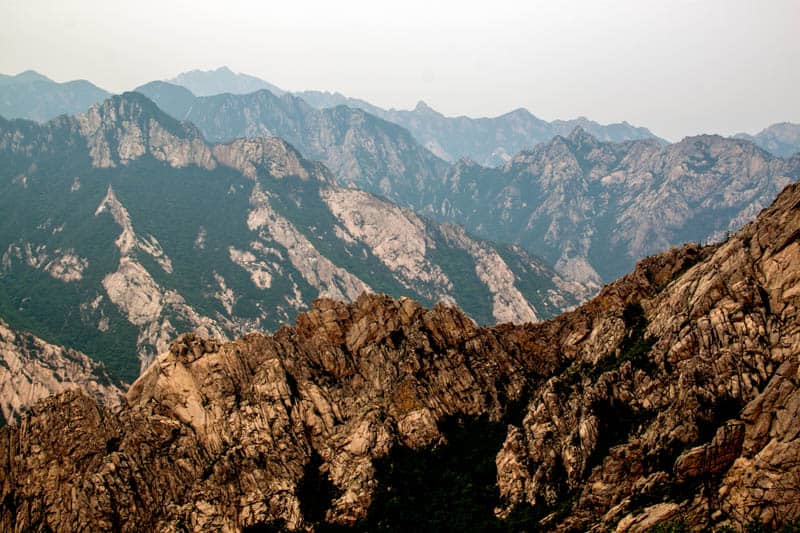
top-left (2, 183), bottom-right (800, 531)
top-left (0, 318), bottom-right (123, 424)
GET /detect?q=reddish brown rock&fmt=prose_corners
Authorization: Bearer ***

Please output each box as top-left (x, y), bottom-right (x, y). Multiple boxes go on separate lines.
top-left (2, 184), bottom-right (800, 531)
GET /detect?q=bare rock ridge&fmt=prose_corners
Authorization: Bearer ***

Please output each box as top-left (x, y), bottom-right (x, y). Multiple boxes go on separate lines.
top-left (2, 180), bottom-right (800, 530)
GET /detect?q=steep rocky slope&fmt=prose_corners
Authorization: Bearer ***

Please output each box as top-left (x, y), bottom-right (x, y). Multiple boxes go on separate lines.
top-left (0, 70), bottom-right (111, 122)
top-left (0, 316), bottom-right (123, 424)
top-left (412, 129), bottom-right (800, 286)
top-left (2, 181), bottom-right (799, 531)
top-left (0, 93), bottom-right (584, 382)
top-left (135, 81), bottom-right (450, 198)
top-left (134, 82), bottom-right (800, 289)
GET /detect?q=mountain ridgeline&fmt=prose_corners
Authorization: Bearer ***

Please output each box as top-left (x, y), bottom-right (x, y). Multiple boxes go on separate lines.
top-left (134, 80), bottom-right (452, 199)
top-left (295, 92), bottom-right (665, 166)
top-left (734, 122), bottom-right (800, 158)
top-left (1, 70), bottom-right (796, 288)
top-left (132, 81), bottom-right (800, 287)
top-left (411, 129), bottom-right (800, 286)
top-left (168, 66), bottom-right (286, 97)
top-left (0, 92), bottom-right (586, 387)
top-left (3, 176), bottom-right (800, 531)
top-left (0, 70), bottom-right (111, 123)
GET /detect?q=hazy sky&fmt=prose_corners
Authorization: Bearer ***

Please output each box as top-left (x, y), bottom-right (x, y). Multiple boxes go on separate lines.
top-left (1, 0), bottom-right (798, 141)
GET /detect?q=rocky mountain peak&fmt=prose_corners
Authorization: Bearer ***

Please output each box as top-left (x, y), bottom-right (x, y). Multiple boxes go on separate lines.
top-left (75, 92), bottom-right (214, 169)
top-left (168, 66), bottom-right (285, 97)
top-left (413, 100), bottom-right (435, 113)
top-left (566, 125), bottom-right (599, 147)
top-left (734, 122), bottom-right (800, 158)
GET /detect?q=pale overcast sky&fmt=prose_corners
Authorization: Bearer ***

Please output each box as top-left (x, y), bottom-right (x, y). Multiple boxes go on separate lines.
top-left (1, 0), bottom-right (798, 140)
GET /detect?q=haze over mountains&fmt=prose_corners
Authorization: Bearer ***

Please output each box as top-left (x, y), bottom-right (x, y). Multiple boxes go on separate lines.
top-left (2, 0), bottom-right (799, 527)
top-left (0, 52), bottom-right (798, 530)
top-left (0, 92), bottom-right (586, 390)
top-left (4, 176), bottom-right (800, 531)
top-left (168, 66), bottom-right (286, 98)
top-left (0, 70), bottom-right (110, 123)
top-left (133, 75), bottom-right (800, 287)
top-left (2, 66), bottom-right (798, 163)
top-left (735, 122), bottom-right (800, 158)
top-left (0, 68), bottom-right (797, 390)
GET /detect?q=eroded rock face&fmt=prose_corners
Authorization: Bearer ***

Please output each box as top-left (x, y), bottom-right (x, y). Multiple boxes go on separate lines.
top-left (495, 182), bottom-right (800, 531)
top-left (2, 183), bottom-right (800, 531)
top-left (0, 318), bottom-right (123, 424)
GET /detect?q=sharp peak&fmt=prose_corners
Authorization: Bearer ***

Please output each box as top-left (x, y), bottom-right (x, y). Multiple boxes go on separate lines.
top-left (566, 126), bottom-right (599, 143)
top-left (503, 107), bottom-right (537, 118)
top-left (89, 92), bottom-right (199, 136)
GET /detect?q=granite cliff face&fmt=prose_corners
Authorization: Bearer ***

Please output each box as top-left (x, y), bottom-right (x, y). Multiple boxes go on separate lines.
top-left (0, 93), bottom-right (584, 384)
top-left (2, 181), bottom-right (799, 531)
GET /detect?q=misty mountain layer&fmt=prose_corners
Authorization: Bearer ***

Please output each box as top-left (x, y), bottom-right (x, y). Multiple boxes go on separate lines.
top-left (0, 92), bottom-right (586, 383)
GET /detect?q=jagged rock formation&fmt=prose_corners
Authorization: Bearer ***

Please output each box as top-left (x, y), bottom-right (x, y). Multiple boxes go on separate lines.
top-left (0, 317), bottom-right (123, 424)
top-left (413, 129), bottom-right (800, 286)
top-left (0, 70), bottom-right (111, 123)
top-left (134, 82), bottom-right (800, 289)
top-left (0, 92), bottom-right (584, 382)
top-left (2, 182), bottom-right (799, 531)
top-left (735, 122), bottom-right (800, 158)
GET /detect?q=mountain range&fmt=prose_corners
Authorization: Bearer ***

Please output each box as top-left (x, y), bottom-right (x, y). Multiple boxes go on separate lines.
top-left (168, 66), bottom-right (286, 97)
top-left (3, 174), bottom-right (800, 531)
top-left (1, 62), bottom-right (800, 531)
top-left (2, 68), bottom-right (798, 163)
top-left (1, 68), bottom-right (796, 299)
top-left (735, 122), bottom-right (800, 158)
top-left (407, 129), bottom-right (800, 285)
top-left (133, 80), bottom-right (451, 198)
top-left (0, 70), bottom-right (110, 123)
top-left (0, 92), bottom-right (586, 388)
top-left (295, 92), bottom-right (664, 166)
top-left (133, 81), bottom-right (800, 287)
